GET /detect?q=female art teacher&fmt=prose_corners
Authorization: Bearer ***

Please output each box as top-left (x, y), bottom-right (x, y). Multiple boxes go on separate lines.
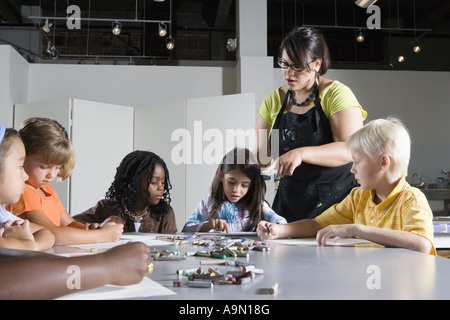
top-left (255, 26), bottom-right (367, 222)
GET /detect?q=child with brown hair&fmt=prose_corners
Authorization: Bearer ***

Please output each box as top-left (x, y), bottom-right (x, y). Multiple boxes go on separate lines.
top-left (183, 147), bottom-right (286, 233)
top-left (8, 117), bottom-right (123, 245)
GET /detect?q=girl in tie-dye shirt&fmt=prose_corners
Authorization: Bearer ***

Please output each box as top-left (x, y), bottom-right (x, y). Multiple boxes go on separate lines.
top-left (183, 148), bottom-right (286, 233)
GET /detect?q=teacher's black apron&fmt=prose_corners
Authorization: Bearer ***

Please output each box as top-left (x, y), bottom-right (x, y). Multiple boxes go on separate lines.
top-left (270, 87), bottom-right (357, 222)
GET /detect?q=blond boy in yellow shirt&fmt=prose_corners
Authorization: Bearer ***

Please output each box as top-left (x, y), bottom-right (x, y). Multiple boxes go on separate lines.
top-left (257, 117), bottom-right (435, 255)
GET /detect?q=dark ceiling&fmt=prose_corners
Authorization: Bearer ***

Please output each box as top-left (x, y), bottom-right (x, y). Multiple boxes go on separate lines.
top-left (0, 0), bottom-right (449, 71)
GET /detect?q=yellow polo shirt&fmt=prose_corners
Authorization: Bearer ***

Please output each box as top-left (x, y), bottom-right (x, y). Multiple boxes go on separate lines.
top-left (315, 176), bottom-right (436, 255)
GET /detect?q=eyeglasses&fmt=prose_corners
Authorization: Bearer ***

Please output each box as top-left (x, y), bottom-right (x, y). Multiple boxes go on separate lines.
top-left (277, 57), bottom-right (313, 72)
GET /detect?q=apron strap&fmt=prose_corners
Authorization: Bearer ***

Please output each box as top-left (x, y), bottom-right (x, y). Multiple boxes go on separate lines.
top-left (272, 88), bottom-right (290, 131)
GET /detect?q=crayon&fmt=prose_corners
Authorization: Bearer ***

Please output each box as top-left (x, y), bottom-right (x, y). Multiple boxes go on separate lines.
top-left (269, 282), bottom-right (278, 294)
top-left (211, 252), bottom-right (227, 259)
top-left (199, 259), bottom-right (227, 265)
top-left (188, 281), bottom-right (213, 288)
top-left (176, 268), bottom-right (198, 275)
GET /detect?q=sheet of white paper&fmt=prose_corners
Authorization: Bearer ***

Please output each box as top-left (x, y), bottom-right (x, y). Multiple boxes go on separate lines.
top-left (56, 277), bottom-right (175, 300)
top-left (66, 239), bottom-right (130, 251)
top-left (270, 237), bottom-right (373, 246)
top-left (120, 234), bottom-right (175, 246)
top-left (65, 234), bottom-right (174, 252)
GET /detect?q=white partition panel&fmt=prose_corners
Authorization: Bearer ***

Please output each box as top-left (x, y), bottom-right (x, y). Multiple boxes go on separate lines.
top-left (134, 100), bottom-right (187, 232)
top-left (70, 99), bottom-right (134, 214)
top-left (134, 93), bottom-right (256, 231)
top-left (185, 93), bottom-right (256, 224)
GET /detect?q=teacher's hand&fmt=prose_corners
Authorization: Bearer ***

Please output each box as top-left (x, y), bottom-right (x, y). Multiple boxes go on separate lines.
top-left (263, 149), bottom-right (303, 178)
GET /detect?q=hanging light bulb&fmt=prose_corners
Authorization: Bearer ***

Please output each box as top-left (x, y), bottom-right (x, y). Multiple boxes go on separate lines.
top-left (158, 23), bottom-right (167, 37)
top-left (413, 45), bottom-right (421, 53)
top-left (166, 37), bottom-right (175, 50)
top-left (397, 55), bottom-right (405, 63)
top-left (112, 21), bottom-right (122, 36)
top-left (356, 30), bottom-right (365, 43)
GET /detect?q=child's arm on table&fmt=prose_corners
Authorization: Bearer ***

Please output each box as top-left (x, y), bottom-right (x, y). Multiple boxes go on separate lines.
top-left (0, 220), bottom-right (37, 250)
top-left (257, 219), bottom-right (322, 240)
top-left (0, 241), bottom-right (151, 300)
top-left (21, 210), bottom-right (123, 246)
top-left (316, 224), bottom-right (432, 254)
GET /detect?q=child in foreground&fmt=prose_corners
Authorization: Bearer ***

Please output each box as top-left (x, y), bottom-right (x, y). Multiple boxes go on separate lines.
top-left (183, 147), bottom-right (286, 233)
top-left (0, 241), bottom-right (151, 299)
top-left (0, 125), bottom-right (151, 299)
top-left (257, 118), bottom-right (435, 255)
top-left (8, 117), bottom-right (123, 245)
top-left (0, 126), bottom-right (54, 250)
top-left (74, 150), bottom-right (177, 233)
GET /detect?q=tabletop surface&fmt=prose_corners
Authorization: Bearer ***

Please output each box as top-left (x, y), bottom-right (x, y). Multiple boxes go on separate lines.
top-left (48, 232), bottom-right (450, 300)
top-left (142, 234), bottom-right (450, 300)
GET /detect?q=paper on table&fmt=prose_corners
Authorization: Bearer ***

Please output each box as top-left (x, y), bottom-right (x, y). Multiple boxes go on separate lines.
top-left (270, 237), bottom-right (374, 246)
top-left (66, 239), bottom-right (130, 251)
top-left (56, 276), bottom-right (175, 300)
top-left (120, 234), bottom-right (174, 246)
top-left (65, 234), bottom-right (174, 252)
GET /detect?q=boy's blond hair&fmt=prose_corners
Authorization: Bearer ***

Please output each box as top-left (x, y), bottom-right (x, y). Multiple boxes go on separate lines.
top-left (346, 117), bottom-right (411, 177)
top-left (19, 117), bottom-right (75, 181)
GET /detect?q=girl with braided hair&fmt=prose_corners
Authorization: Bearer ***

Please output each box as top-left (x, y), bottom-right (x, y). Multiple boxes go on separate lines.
top-left (74, 150), bottom-right (177, 233)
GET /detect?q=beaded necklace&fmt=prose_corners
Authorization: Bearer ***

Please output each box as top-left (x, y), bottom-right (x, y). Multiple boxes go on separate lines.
top-left (289, 76), bottom-right (319, 107)
top-left (123, 207), bottom-right (150, 232)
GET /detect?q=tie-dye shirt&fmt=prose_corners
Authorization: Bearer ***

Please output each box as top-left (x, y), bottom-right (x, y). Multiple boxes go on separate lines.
top-left (182, 194), bottom-right (287, 232)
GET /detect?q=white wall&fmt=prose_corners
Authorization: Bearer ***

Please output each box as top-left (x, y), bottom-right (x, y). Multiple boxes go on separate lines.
top-left (0, 46), bottom-right (29, 126)
top-left (27, 63), bottom-right (236, 108)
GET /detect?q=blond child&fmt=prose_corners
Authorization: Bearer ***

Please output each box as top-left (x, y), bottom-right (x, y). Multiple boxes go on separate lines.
top-left (258, 118), bottom-right (435, 255)
top-left (8, 117), bottom-right (123, 245)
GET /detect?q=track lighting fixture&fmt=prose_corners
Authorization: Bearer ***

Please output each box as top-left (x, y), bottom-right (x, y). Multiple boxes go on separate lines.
top-left (42, 18), bottom-right (52, 33)
top-left (159, 23), bottom-right (167, 37)
top-left (46, 41), bottom-right (58, 60)
top-left (226, 38), bottom-right (237, 52)
top-left (397, 55), bottom-right (405, 63)
top-left (112, 21), bottom-right (122, 36)
top-left (166, 37), bottom-right (175, 50)
top-left (356, 30), bottom-right (365, 43)
top-left (413, 45), bottom-right (421, 53)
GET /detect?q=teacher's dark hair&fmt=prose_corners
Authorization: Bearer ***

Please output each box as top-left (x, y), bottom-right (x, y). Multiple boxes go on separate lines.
top-left (280, 26), bottom-right (330, 76)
